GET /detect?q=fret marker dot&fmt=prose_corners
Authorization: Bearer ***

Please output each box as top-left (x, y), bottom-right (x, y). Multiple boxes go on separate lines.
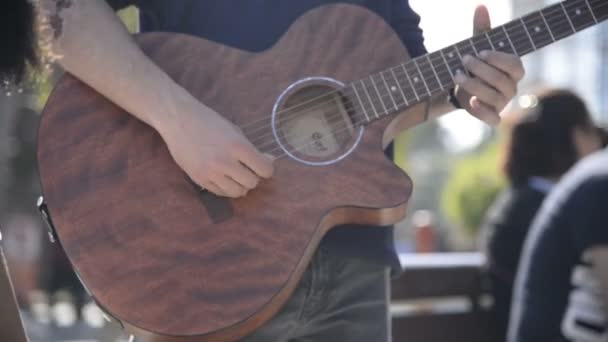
top-left (448, 53), bottom-right (454, 58)
top-left (414, 77), bottom-right (419, 83)
top-left (535, 26), bottom-right (541, 32)
top-left (576, 9), bottom-right (582, 15)
top-left (499, 41), bottom-right (505, 47)
top-left (391, 86), bottom-right (398, 92)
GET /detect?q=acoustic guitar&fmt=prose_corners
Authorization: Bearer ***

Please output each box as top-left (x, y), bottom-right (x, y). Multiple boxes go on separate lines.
top-left (37, 1), bottom-right (607, 341)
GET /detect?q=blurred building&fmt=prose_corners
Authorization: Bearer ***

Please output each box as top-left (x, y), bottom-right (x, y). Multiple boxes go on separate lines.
top-left (513, 0), bottom-right (608, 123)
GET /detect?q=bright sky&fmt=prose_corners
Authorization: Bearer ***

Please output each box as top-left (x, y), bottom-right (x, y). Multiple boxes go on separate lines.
top-left (409, 0), bottom-right (513, 151)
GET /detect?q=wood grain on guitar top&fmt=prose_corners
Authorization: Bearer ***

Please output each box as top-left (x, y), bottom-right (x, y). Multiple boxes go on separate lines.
top-left (37, 4), bottom-right (421, 341)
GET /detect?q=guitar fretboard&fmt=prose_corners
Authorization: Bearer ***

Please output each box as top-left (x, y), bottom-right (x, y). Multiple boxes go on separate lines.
top-left (344, 0), bottom-right (608, 124)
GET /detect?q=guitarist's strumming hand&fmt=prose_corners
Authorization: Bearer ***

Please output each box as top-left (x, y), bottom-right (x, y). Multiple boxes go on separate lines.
top-left (454, 5), bottom-right (525, 125)
top-left (41, 0), bottom-right (273, 199)
top-left (158, 94), bottom-right (274, 198)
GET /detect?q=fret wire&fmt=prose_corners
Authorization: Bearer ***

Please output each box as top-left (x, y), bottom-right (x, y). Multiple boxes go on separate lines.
top-left (360, 80), bottom-right (380, 118)
top-left (522, 12), bottom-right (554, 49)
top-left (389, 68), bottom-right (409, 106)
top-left (426, 54), bottom-right (444, 91)
top-left (539, 9), bottom-right (557, 41)
top-left (509, 22), bottom-right (535, 55)
top-left (560, 2), bottom-right (577, 32)
top-left (351, 84), bottom-right (370, 122)
top-left (346, 1), bottom-right (605, 120)
top-left (439, 50), bottom-right (455, 81)
top-left (413, 59), bottom-right (432, 96)
top-left (585, 0), bottom-right (599, 23)
top-left (565, 0), bottom-right (598, 31)
top-left (370, 75), bottom-right (389, 115)
top-left (393, 66), bottom-right (417, 102)
top-left (429, 52), bottom-right (454, 91)
top-left (520, 18), bottom-right (537, 50)
top-left (343, 89), bottom-right (367, 125)
top-left (452, 45), bottom-right (471, 77)
top-left (485, 32), bottom-right (496, 50)
top-left (264, 3), bottom-right (605, 134)
top-left (502, 26), bottom-right (517, 54)
top-left (543, 3), bottom-right (576, 39)
top-left (471, 33), bottom-right (493, 55)
top-left (468, 39), bottom-right (479, 55)
top-left (401, 64), bottom-right (420, 101)
top-left (380, 72), bottom-right (398, 111)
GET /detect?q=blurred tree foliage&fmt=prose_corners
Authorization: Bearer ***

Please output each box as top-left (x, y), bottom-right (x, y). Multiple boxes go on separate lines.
top-left (441, 137), bottom-right (506, 238)
top-left (31, 6), bottom-right (139, 110)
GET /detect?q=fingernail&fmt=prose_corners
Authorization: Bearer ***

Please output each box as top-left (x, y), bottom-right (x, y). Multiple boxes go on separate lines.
top-left (462, 55), bottom-right (473, 65)
top-left (479, 50), bottom-right (489, 59)
top-left (454, 70), bottom-right (466, 83)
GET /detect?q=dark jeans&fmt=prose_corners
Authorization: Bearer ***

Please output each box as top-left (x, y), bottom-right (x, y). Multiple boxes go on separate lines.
top-left (242, 245), bottom-right (391, 342)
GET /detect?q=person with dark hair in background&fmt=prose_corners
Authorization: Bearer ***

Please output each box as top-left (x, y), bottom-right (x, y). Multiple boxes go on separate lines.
top-left (0, 0), bottom-right (38, 82)
top-left (480, 89), bottom-right (603, 341)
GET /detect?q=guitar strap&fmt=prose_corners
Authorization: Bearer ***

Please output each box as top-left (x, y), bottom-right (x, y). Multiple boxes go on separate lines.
top-left (0, 229), bottom-right (30, 342)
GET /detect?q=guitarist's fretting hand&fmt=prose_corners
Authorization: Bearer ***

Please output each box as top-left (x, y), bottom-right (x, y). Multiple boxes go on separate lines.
top-left (454, 5), bottom-right (525, 125)
top-left (158, 95), bottom-right (274, 198)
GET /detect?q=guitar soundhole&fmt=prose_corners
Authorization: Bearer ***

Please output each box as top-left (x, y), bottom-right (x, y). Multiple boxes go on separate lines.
top-left (272, 78), bottom-right (363, 165)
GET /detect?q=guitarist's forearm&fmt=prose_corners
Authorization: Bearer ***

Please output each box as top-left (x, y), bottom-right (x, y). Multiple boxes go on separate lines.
top-left (40, 0), bottom-right (194, 133)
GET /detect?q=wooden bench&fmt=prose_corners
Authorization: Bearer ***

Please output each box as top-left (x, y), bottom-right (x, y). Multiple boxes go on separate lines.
top-left (391, 253), bottom-right (496, 342)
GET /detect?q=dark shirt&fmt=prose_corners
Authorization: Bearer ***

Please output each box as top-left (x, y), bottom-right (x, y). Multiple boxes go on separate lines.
top-left (106, 0), bottom-right (426, 270)
top-left (481, 184), bottom-right (548, 341)
top-left (509, 149), bottom-right (608, 342)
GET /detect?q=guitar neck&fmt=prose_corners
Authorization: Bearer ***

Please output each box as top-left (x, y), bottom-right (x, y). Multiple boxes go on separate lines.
top-left (345, 0), bottom-right (608, 124)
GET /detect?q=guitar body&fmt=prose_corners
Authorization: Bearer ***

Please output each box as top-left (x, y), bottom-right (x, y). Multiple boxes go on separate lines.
top-left (38, 4), bottom-right (422, 341)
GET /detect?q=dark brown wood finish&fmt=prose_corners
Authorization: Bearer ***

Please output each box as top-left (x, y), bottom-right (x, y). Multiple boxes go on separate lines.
top-left (38, 4), bottom-right (423, 341)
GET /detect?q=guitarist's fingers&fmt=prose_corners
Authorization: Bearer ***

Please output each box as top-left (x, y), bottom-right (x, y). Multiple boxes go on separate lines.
top-left (462, 55), bottom-right (517, 101)
top-left (473, 5), bottom-right (492, 34)
top-left (215, 176), bottom-right (249, 198)
top-left (455, 71), bottom-right (506, 113)
top-left (226, 161), bottom-right (260, 190)
top-left (202, 181), bottom-right (227, 197)
top-left (468, 97), bottom-right (500, 124)
top-left (237, 144), bottom-right (274, 179)
top-left (479, 51), bottom-right (526, 82)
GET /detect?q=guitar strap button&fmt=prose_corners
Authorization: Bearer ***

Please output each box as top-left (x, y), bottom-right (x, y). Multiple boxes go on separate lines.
top-left (37, 196), bottom-right (58, 244)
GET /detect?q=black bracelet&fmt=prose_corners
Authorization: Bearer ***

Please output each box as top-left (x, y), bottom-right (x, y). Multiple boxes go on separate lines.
top-left (448, 87), bottom-right (463, 109)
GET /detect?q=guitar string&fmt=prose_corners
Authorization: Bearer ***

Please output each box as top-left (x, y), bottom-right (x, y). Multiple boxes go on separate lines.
top-left (260, 3), bottom-right (607, 160)
top-left (257, 14), bottom-right (604, 158)
top-left (249, 2), bottom-right (605, 153)
top-left (249, 33), bottom-right (576, 151)
top-left (243, 0), bottom-right (603, 151)
top-left (240, 0), bottom-right (598, 147)
top-left (235, 0), bottom-right (600, 143)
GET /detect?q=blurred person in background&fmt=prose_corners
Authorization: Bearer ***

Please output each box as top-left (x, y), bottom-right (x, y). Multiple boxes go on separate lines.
top-left (479, 89), bottom-right (604, 342)
top-left (0, 0), bottom-right (38, 81)
top-left (599, 126), bottom-right (608, 147)
top-left (508, 145), bottom-right (608, 342)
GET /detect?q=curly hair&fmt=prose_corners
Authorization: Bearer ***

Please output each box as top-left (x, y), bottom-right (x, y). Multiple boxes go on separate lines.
top-left (504, 89), bottom-right (596, 186)
top-left (0, 0), bottom-right (38, 82)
